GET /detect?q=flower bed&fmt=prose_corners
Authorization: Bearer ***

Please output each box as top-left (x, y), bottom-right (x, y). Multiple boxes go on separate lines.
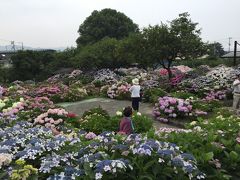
top-left (156, 111), bottom-right (240, 179)
top-left (0, 121), bottom-right (204, 179)
top-left (152, 96), bottom-right (207, 123)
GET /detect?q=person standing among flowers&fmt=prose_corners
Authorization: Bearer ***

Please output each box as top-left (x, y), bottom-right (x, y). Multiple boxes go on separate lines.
top-left (119, 106), bottom-right (134, 135)
top-left (129, 78), bottom-right (141, 111)
top-left (232, 74), bottom-right (240, 111)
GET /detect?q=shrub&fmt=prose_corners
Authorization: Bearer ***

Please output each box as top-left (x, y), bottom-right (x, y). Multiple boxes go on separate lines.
top-left (193, 100), bottom-right (223, 113)
top-left (132, 114), bottom-right (153, 133)
top-left (143, 88), bottom-right (167, 103)
top-left (79, 75), bottom-right (94, 85)
top-left (82, 107), bottom-right (110, 120)
top-left (79, 114), bottom-right (118, 134)
top-left (170, 91), bottom-right (196, 99)
top-left (63, 87), bottom-right (88, 102)
top-left (93, 80), bottom-right (104, 87)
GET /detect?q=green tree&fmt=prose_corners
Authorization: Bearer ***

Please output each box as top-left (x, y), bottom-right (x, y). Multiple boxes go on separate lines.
top-left (10, 50), bottom-right (55, 81)
top-left (207, 42), bottom-right (225, 58)
top-left (141, 24), bottom-right (178, 79)
top-left (76, 8), bottom-right (138, 46)
top-left (46, 48), bottom-right (77, 72)
top-left (73, 38), bottom-right (119, 70)
top-left (170, 12), bottom-right (206, 60)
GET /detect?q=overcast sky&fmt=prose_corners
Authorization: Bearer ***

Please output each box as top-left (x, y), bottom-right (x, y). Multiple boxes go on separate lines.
top-left (0, 0), bottom-right (240, 50)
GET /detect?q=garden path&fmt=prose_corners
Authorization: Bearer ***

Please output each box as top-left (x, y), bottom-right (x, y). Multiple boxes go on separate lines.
top-left (58, 98), bottom-right (178, 129)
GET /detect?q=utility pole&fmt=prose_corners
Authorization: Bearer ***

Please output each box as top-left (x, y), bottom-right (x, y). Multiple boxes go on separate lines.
top-left (21, 42), bottom-right (24, 50)
top-left (233, 41), bottom-right (237, 66)
top-left (229, 37), bottom-right (232, 52)
top-left (11, 41), bottom-right (15, 52)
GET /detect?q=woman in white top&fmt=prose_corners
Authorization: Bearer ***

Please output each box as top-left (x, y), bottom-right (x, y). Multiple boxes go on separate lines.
top-left (129, 78), bottom-right (141, 111)
top-left (233, 74), bottom-right (240, 110)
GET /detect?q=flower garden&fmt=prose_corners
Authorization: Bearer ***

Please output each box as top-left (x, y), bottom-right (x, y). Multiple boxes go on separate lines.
top-left (1, 64), bottom-right (240, 179)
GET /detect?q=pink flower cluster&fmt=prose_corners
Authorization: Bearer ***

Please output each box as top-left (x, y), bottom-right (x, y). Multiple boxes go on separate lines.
top-left (36, 86), bottom-right (61, 96)
top-left (26, 97), bottom-right (54, 111)
top-left (152, 96), bottom-right (193, 123)
top-left (85, 132), bottom-right (97, 140)
top-left (195, 110), bottom-right (208, 116)
top-left (170, 74), bottom-right (185, 86)
top-left (34, 108), bottom-right (68, 128)
top-left (107, 83), bottom-right (131, 99)
top-left (159, 69), bottom-right (176, 76)
top-left (203, 90), bottom-right (226, 101)
top-left (173, 65), bottom-right (192, 74)
top-left (117, 84), bottom-right (130, 93)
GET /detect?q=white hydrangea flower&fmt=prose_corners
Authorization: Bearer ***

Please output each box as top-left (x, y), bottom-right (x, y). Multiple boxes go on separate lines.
top-left (95, 172), bottom-right (103, 180)
top-left (116, 111), bottom-right (123, 116)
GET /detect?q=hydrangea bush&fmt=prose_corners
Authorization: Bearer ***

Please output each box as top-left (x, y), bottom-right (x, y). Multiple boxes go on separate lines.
top-left (0, 121), bottom-right (204, 179)
top-left (152, 96), bottom-right (194, 123)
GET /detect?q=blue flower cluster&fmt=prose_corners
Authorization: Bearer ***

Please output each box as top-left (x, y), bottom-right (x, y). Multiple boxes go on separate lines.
top-left (0, 121), bottom-right (205, 179)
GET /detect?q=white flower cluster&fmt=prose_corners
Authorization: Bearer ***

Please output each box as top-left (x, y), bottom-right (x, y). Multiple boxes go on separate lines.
top-left (94, 69), bottom-right (119, 84)
top-left (0, 153), bottom-right (13, 169)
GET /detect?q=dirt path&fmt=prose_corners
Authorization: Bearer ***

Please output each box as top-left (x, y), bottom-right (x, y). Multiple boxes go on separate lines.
top-left (58, 98), bottom-right (178, 129)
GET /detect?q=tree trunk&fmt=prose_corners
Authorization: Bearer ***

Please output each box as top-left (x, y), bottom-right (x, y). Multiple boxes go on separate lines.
top-left (166, 67), bottom-right (172, 80)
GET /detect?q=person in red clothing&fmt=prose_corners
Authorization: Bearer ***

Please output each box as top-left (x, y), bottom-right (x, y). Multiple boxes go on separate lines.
top-left (118, 106), bottom-right (134, 135)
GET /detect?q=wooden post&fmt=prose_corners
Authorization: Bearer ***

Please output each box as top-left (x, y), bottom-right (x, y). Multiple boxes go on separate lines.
top-left (234, 41), bottom-right (237, 66)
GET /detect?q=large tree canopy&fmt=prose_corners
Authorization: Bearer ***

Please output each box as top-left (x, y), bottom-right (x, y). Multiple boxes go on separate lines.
top-left (76, 8), bottom-right (139, 46)
top-left (170, 12), bottom-right (206, 60)
top-left (141, 24), bottom-right (178, 78)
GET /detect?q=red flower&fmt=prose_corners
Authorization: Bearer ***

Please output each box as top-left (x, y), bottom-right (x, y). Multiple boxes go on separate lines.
top-left (68, 113), bottom-right (77, 118)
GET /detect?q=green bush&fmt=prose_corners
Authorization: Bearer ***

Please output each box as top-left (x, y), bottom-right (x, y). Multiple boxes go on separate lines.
top-left (132, 114), bottom-right (153, 133)
top-left (82, 106), bottom-right (110, 119)
top-left (80, 114), bottom-right (118, 134)
top-left (93, 80), bottom-right (104, 87)
top-left (143, 88), bottom-right (167, 103)
top-left (193, 100), bottom-right (223, 112)
top-left (79, 107), bottom-right (152, 134)
top-left (79, 75), bottom-right (94, 85)
top-left (170, 91), bottom-right (196, 99)
top-left (116, 91), bottom-right (131, 100)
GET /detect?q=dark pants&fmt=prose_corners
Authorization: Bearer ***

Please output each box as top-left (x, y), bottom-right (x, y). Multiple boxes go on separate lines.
top-left (132, 97), bottom-right (140, 111)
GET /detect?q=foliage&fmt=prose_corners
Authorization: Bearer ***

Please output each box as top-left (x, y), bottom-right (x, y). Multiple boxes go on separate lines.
top-left (132, 114), bottom-right (153, 133)
top-left (46, 48), bottom-right (77, 72)
top-left (141, 24), bottom-right (177, 78)
top-left (193, 100), bottom-right (223, 113)
top-left (79, 113), bottom-right (118, 134)
top-left (170, 91), bottom-right (196, 99)
top-left (76, 8), bottom-right (138, 46)
top-left (82, 106), bottom-right (110, 120)
top-left (207, 42), bottom-right (225, 58)
top-left (157, 112), bottom-right (240, 179)
top-left (170, 12), bottom-right (207, 60)
top-left (143, 88), bottom-right (167, 103)
top-left (10, 50), bottom-right (56, 82)
top-left (10, 160), bottom-right (38, 180)
top-left (73, 38), bottom-right (121, 70)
